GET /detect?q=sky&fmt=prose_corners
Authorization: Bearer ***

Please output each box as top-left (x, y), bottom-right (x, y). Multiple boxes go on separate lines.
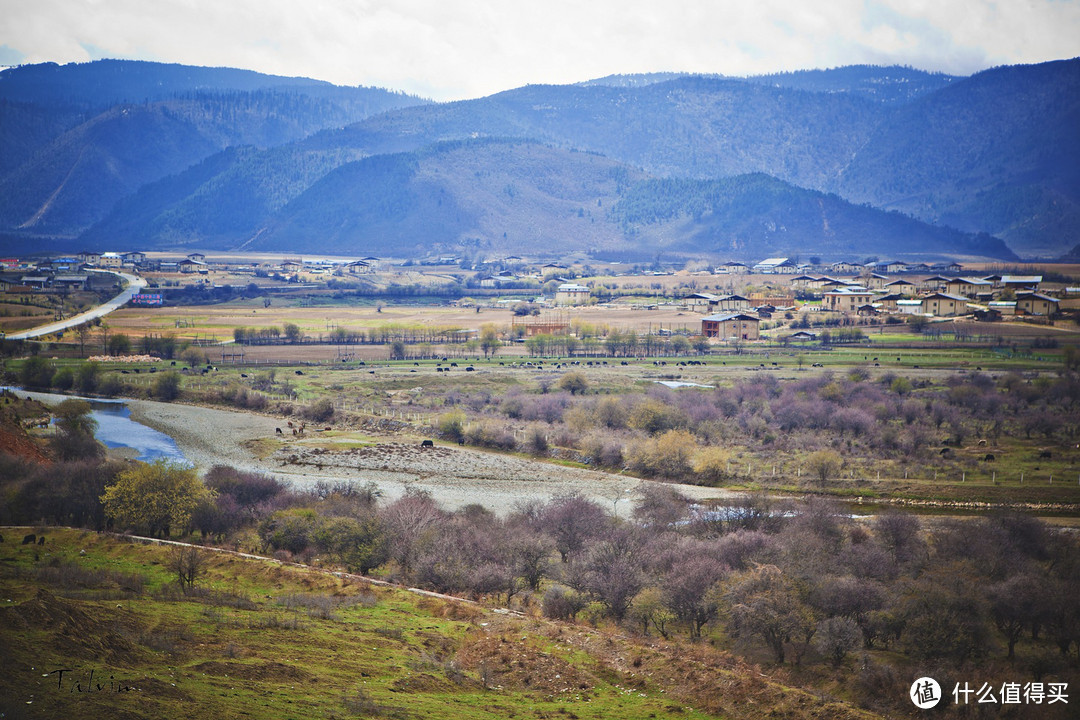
top-left (1, 0), bottom-right (1078, 101)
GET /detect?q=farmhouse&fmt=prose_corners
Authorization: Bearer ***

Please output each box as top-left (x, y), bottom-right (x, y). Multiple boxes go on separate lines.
top-left (1000, 275), bottom-right (1043, 291)
top-left (884, 279), bottom-right (917, 295)
top-left (823, 288), bottom-right (874, 312)
top-left (701, 313), bottom-right (760, 341)
top-left (921, 293), bottom-right (969, 317)
top-left (713, 294), bottom-right (753, 312)
top-left (753, 257), bottom-right (797, 274)
top-left (555, 283), bottom-right (590, 306)
top-left (945, 277), bottom-right (993, 297)
top-left (864, 273), bottom-right (890, 290)
top-left (52, 274), bottom-right (88, 290)
top-left (918, 275), bottom-right (951, 293)
top-left (345, 260), bottom-right (373, 274)
top-left (1016, 293), bottom-right (1060, 316)
top-left (98, 252), bottom-right (123, 268)
top-left (683, 292), bottom-right (720, 312)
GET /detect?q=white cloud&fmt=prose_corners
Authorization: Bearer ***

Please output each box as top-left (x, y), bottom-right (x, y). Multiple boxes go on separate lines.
top-left (0, 0), bottom-right (1076, 99)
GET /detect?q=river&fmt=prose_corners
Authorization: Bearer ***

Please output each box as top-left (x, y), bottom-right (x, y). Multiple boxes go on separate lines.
top-left (7, 388), bottom-right (187, 463)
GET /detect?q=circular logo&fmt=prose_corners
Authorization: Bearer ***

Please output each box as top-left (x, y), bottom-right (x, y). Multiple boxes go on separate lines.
top-left (910, 677), bottom-right (942, 709)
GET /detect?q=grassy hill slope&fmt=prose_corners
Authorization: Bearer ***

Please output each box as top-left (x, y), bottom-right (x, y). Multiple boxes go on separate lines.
top-left (0, 529), bottom-right (878, 720)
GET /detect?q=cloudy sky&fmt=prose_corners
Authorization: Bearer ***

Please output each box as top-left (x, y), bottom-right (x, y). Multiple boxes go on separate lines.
top-left (2, 0), bottom-right (1078, 100)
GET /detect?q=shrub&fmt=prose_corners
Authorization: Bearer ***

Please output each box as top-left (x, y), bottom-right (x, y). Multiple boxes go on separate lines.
top-left (558, 371), bottom-right (588, 395)
top-left (152, 371), bottom-right (182, 401)
top-left (692, 446), bottom-right (732, 485)
top-left (437, 410), bottom-right (465, 442)
top-left (542, 585), bottom-right (586, 621)
top-left (301, 397), bottom-right (335, 423)
top-left (625, 429), bottom-right (696, 479)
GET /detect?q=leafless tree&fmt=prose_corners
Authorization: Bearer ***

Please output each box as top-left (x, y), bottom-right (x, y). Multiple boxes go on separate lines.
top-left (167, 544), bottom-right (207, 593)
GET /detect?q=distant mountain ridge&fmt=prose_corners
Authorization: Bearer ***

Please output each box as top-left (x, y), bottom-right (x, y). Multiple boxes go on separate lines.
top-left (83, 138), bottom-right (1015, 261)
top-left (0, 60), bottom-right (429, 238)
top-left (2, 58), bottom-right (1077, 260)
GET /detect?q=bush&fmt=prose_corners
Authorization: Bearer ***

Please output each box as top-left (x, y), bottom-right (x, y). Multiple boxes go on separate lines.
top-left (152, 371), bottom-right (182, 401)
top-left (464, 422), bottom-right (516, 450)
top-left (301, 397), bottom-right (334, 423)
top-left (522, 425), bottom-right (549, 455)
top-left (625, 429), bottom-right (696, 479)
top-left (558, 372), bottom-right (588, 395)
top-left (692, 446), bottom-right (732, 485)
top-left (542, 585), bottom-right (586, 621)
top-left (437, 410), bottom-right (465, 443)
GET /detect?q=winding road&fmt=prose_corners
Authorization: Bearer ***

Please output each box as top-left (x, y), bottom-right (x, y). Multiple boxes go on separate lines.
top-left (6, 271), bottom-right (146, 340)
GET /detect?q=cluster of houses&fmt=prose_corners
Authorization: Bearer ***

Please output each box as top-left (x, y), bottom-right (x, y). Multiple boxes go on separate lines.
top-left (717, 257), bottom-right (967, 276)
top-left (802, 272), bottom-right (1057, 320)
top-left (0, 252), bottom-right (385, 289)
top-left (689, 261), bottom-right (1063, 342)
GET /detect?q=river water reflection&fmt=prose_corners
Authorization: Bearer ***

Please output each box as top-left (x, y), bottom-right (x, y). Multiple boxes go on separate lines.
top-left (8, 388), bottom-right (187, 463)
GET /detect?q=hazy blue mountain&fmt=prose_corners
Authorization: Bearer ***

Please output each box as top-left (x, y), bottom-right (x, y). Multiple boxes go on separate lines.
top-left (0, 60), bottom-right (428, 237)
top-left (85, 137), bottom-right (1013, 261)
top-left (745, 65), bottom-right (957, 105)
top-left (585, 65), bottom-right (956, 105)
top-left (1, 59), bottom-right (1076, 258)
top-left (835, 59), bottom-right (1080, 256)
top-left (307, 76), bottom-right (885, 189)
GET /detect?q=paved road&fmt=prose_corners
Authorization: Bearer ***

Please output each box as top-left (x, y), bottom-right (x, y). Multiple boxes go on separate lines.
top-left (6, 271), bottom-right (147, 340)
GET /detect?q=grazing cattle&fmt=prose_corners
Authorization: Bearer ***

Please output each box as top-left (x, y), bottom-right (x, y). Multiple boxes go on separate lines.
top-left (0, 534), bottom-right (4, 543)
top-left (292, 429), bottom-right (298, 436)
top-left (940, 448), bottom-right (952, 456)
top-left (287, 421), bottom-right (294, 428)
top-left (978, 440), bottom-right (987, 446)
top-left (276, 428), bottom-right (283, 435)
top-left (241, 373), bottom-right (248, 378)
top-left (984, 454), bottom-right (995, 462)
top-left (421, 439), bottom-right (434, 447)
top-left (295, 370), bottom-right (304, 375)
top-left (457, 438), bottom-right (465, 446)
top-left (22, 534), bottom-right (36, 545)
top-left (37, 536), bottom-right (44, 545)
top-left (1039, 450), bottom-right (1053, 459)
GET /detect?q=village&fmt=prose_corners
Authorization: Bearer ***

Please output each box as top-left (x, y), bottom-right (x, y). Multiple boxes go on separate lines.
top-left (0, 249), bottom-right (1072, 352)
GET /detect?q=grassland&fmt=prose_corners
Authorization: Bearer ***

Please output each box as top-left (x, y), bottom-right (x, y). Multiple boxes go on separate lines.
top-left (0, 528), bottom-right (879, 720)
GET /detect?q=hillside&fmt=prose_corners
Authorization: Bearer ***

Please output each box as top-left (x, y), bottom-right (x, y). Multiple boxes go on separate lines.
top-left (2, 58), bottom-right (1078, 257)
top-left (835, 59), bottom-right (1080, 256)
top-left (86, 138), bottom-right (1015, 260)
top-left (0, 60), bottom-right (429, 237)
top-left (584, 65), bottom-right (958, 105)
top-left (0, 529), bottom-right (880, 720)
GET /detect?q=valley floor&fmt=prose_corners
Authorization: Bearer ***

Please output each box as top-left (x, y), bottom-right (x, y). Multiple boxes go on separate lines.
top-left (125, 397), bottom-right (736, 515)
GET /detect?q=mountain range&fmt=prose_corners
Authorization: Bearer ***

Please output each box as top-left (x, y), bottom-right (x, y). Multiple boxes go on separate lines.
top-left (2, 58), bottom-right (1078, 261)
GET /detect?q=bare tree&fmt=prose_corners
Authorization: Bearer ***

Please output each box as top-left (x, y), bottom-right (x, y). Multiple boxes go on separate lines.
top-left (167, 544), bottom-right (208, 593)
